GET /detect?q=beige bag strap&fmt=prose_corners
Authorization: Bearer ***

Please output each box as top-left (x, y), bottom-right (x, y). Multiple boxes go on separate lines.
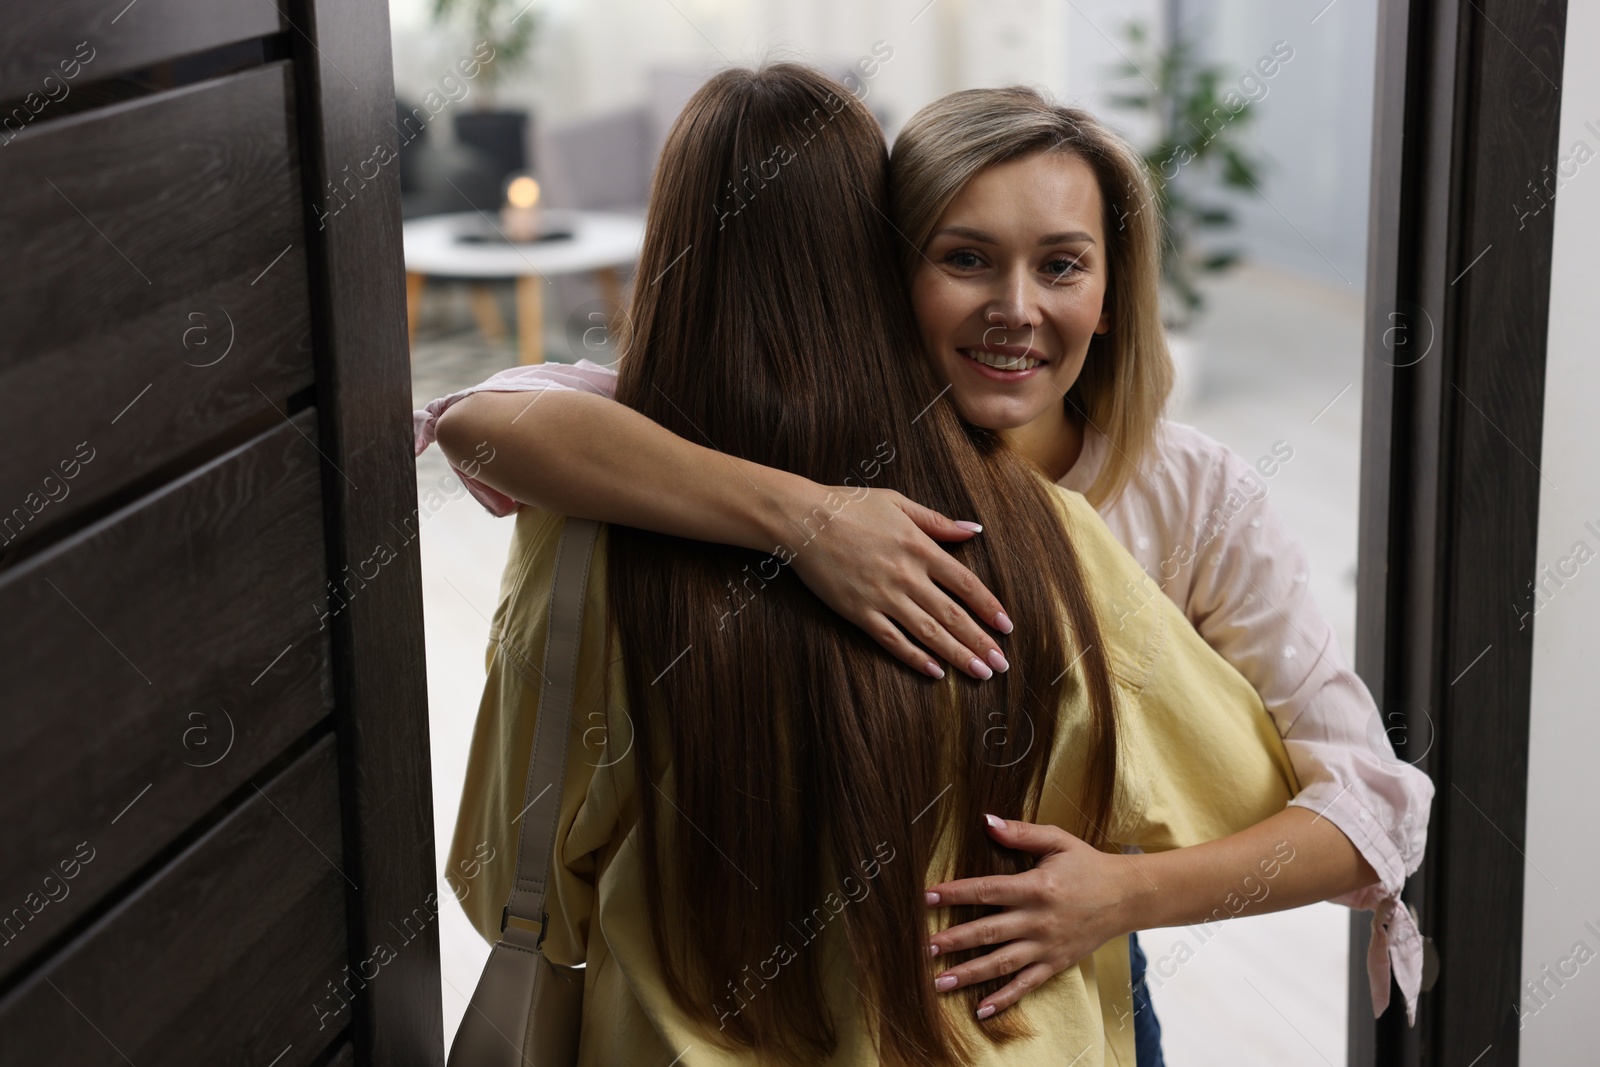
top-left (502, 517), bottom-right (601, 940)
top-left (448, 518), bottom-right (597, 1067)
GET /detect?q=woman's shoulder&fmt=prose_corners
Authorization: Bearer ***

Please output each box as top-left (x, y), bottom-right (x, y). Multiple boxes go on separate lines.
top-left (1132, 420), bottom-right (1238, 497)
top-left (1044, 474), bottom-right (1268, 696)
top-left (1091, 420), bottom-right (1275, 551)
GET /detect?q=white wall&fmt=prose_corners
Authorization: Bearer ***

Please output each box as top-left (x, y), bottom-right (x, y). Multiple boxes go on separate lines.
top-left (1519, 0), bottom-right (1600, 1059)
top-left (390, 0), bottom-right (1163, 145)
top-left (388, 0), bottom-right (1369, 282)
top-left (1186, 0), bottom-right (1377, 291)
top-left (390, 0), bottom-right (980, 138)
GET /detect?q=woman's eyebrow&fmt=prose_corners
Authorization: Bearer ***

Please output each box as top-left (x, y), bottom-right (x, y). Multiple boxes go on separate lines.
top-left (1038, 231), bottom-right (1096, 246)
top-left (934, 225), bottom-right (998, 243)
top-left (932, 225), bottom-right (1097, 246)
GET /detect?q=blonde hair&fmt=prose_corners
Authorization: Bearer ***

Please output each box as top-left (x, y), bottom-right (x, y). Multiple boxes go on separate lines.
top-left (890, 87), bottom-right (1172, 508)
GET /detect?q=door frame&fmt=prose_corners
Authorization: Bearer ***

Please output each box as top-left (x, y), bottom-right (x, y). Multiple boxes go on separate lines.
top-left (1351, 0), bottom-right (1567, 1063)
top-left (290, 0), bottom-right (444, 1062)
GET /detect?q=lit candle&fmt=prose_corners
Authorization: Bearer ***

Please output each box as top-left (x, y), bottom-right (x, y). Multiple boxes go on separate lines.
top-left (501, 174), bottom-right (541, 241)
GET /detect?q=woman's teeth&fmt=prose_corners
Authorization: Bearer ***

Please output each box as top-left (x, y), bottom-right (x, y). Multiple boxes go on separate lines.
top-left (964, 348), bottom-right (1042, 371)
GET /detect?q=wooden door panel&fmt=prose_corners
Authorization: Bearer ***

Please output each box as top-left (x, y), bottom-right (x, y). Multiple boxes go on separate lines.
top-left (0, 734), bottom-right (348, 1065)
top-left (0, 413), bottom-right (333, 973)
top-left (0, 61), bottom-right (314, 552)
top-left (1, 2), bottom-right (441, 1060)
top-left (0, 1), bottom-right (285, 102)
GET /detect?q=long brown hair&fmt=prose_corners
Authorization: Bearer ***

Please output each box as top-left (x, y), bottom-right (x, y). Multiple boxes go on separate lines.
top-left (891, 87), bottom-right (1173, 508)
top-left (608, 65), bottom-right (1118, 1066)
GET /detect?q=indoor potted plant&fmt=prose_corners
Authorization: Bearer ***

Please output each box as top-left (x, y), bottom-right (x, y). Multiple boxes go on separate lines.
top-left (1108, 16), bottom-right (1268, 409)
top-left (431, 0), bottom-right (541, 181)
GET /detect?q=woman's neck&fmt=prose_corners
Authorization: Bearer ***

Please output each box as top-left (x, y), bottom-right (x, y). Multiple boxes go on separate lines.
top-left (1000, 402), bottom-right (1084, 483)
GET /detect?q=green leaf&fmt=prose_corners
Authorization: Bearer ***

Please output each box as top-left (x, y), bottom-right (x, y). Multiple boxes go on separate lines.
top-left (1201, 251), bottom-right (1242, 271)
top-left (1220, 150), bottom-right (1260, 188)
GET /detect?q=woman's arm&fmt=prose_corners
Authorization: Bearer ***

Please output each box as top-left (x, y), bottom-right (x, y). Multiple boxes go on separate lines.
top-left (1165, 440), bottom-right (1432, 1020)
top-left (935, 806), bottom-right (1373, 942)
top-left (414, 359), bottom-right (623, 516)
top-left (1176, 442), bottom-right (1432, 895)
top-left (435, 387), bottom-right (1016, 680)
top-left (1123, 806), bottom-right (1373, 921)
top-left (921, 808), bottom-right (1372, 1018)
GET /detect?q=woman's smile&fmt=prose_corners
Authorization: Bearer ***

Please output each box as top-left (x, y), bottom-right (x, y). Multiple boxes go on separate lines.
top-left (958, 341), bottom-right (1050, 379)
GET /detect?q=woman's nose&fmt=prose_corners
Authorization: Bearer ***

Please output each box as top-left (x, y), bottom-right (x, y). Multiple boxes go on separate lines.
top-left (983, 271), bottom-right (1039, 343)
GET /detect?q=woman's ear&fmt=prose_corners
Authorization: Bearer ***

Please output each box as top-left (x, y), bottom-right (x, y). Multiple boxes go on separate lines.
top-left (1095, 303), bottom-right (1112, 335)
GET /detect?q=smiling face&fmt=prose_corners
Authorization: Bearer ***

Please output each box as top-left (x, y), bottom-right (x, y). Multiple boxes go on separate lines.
top-left (909, 150), bottom-right (1111, 473)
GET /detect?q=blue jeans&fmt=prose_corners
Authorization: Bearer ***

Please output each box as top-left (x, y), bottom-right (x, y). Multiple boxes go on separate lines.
top-left (1128, 932), bottom-right (1165, 1067)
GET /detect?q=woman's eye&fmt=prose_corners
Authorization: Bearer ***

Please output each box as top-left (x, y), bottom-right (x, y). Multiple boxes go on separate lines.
top-left (946, 251), bottom-right (983, 270)
top-left (1044, 256), bottom-right (1082, 278)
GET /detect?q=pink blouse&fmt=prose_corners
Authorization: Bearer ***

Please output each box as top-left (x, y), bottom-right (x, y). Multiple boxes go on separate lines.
top-left (414, 359), bottom-right (1432, 1023)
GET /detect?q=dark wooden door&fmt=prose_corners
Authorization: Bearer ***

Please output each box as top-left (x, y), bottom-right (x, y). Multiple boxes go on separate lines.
top-left (0, 3), bottom-right (441, 1064)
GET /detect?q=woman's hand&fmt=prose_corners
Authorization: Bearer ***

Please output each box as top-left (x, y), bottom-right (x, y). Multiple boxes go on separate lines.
top-left (776, 486), bottom-right (1014, 680)
top-left (924, 816), bottom-right (1133, 1019)
top-left (925, 808), bottom-right (1380, 1019)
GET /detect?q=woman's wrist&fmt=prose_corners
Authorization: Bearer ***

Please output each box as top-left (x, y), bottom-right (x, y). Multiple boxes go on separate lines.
top-left (1109, 851), bottom-right (1158, 936)
top-left (1112, 848), bottom-right (1226, 934)
top-left (743, 463), bottom-right (833, 554)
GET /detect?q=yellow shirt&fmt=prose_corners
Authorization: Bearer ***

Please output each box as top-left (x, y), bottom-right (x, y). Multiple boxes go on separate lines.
top-left (446, 485), bottom-right (1299, 1066)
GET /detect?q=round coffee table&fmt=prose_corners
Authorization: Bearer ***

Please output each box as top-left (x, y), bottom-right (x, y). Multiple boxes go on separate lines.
top-left (402, 208), bottom-right (645, 364)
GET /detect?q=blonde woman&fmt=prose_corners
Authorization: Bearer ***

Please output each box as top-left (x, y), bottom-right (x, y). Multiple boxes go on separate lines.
top-left (420, 85), bottom-right (1430, 1056)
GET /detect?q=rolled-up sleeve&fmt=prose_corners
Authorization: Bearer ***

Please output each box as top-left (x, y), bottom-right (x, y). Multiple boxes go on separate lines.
top-left (412, 359), bottom-right (621, 517)
top-left (1180, 445), bottom-right (1434, 1023)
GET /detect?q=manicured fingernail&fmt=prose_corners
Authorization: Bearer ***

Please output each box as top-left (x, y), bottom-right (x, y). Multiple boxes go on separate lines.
top-left (935, 974), bottom-right (958, 991)
top-left (986, 648), bottom-right (1009, 673)
top-left (967, 657), bottom-right (993, 680)
top-left (927, 942), bottom-right (940, 957)
top-left (925, 891), bottom-right (940, 905)
top-left (976, 1004), bottom-right (996, 1020)
top-left (955, 521), bottom-right (983, 533)
top-left (984, 813), bottom-right (1005, 830)
top-left (924, 661), bottom-right (945, 679)
top-left (993, 611), bottom-right (1013, 634)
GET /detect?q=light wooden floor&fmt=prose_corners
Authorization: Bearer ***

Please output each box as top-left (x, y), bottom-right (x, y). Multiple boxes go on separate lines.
top-left (412, 265), bottom-right (1367, 1063)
